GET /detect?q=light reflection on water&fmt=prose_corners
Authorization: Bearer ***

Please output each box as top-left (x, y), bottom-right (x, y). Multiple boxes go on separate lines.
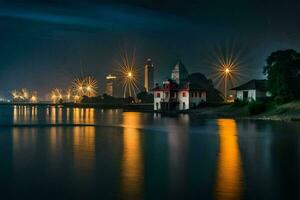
top-left (215, 119), bottom-right (243, 200)
top-left (121, 112), bottom-right (143, 200)
top-left (13, 106), bottom-right (38, 123)
top-left (73, 126), bottom-right (96, 179)
top-left (12, 106), bottom-right (98, 125)
top-left (167, 116), bottom-right (189, 198)
top-left (1, 106), bottom-right (299, 199)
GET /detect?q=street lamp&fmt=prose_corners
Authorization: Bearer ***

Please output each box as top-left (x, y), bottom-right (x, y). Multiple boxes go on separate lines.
top-left (224, 67), bottom-right (230, 102)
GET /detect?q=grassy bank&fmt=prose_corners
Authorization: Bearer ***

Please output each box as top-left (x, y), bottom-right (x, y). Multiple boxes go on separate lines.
top-left (190, 100), bottom-right (300, 121)
top-left (256, 100), bottom-right (300, 121)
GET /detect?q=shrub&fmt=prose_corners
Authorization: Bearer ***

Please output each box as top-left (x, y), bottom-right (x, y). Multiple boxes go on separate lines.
top-left (233, 98), bottom-right (247, 107)
top-left (248, 101), bottom-right (266, 115)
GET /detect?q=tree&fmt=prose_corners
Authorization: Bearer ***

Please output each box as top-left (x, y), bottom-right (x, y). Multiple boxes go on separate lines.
top-left (137, 91), bottom-right (154, 103)
top-left (263, 49), bottom-right (300, 100)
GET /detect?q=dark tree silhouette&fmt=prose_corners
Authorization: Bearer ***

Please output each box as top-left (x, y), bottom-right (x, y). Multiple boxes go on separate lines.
top-left (263, 49), bottom-right (300, 100)
top-left (137, 91), bottom-right (154, 103)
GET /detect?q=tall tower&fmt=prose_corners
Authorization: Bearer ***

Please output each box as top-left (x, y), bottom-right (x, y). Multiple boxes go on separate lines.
top-left (144, 58), bottom-right (154, 92)
top-left (171, 60), bottom-right (189, 84)
top-left (106, 74), bottom-right (117, 96)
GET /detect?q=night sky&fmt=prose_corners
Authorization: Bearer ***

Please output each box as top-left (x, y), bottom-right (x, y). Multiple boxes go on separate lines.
top-left (1, 0), bottom-right (300, 99)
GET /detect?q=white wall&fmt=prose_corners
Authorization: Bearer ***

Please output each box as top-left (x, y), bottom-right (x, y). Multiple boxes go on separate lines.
top-left (163, 91), bottom-right (170, 102)
top-left (178, 90), bottom-right (189, 110)
top-left (154, 91), bottom-right (163, 110)
top-left (236, 89), bottom-right (271, 101)
top-left (236, 89), bottom-right (256, 101)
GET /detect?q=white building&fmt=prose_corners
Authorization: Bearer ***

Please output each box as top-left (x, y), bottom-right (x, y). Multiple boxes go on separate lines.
top-left (153, 80), bottom-right (206, 111)
top-left (153, 61), bottom-right (208, 111)
top-left (231, 79), bottom-right (271, 101)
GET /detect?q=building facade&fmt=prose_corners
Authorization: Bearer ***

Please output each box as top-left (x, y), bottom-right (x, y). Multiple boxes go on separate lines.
top-left (153, 80), bottom-right (206, 111)
top-left (144, 58), bottom-right (154, 92)
top-left (105, 74), bottom-right (117, 96)
top-left (189, 85), bottom-right (207, 108)
top-left (231, 79), bottom-right (271, 101)
top-left (153, 61), bottom-right (207, 111)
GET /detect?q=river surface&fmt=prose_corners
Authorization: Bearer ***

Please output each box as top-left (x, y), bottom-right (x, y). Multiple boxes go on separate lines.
top-left (0, 105), bottom-right (299, 200)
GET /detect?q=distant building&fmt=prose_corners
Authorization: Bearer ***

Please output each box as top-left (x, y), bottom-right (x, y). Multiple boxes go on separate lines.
top-left (152, 80), bottom-right (206, 111)
top-left (171, 60), bottom-right (189, 84)
top-left (144, 58), bottom-right (154, 92)
top-left (231, 79), bottom-right (271, 101)
top-left (153, 61), bottom-right (207, 111)
top-left (105, 74), bottom-right (117, 96)
top-left (153, 61), bottom-right (213, 111)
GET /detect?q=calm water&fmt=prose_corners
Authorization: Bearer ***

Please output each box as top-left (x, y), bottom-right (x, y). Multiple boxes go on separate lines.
top-left (0, 105), bottom-right (300, 200)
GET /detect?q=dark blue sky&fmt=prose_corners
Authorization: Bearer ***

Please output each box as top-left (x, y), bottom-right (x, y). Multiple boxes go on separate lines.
top-left (1, 0), bottom-right (300, 98)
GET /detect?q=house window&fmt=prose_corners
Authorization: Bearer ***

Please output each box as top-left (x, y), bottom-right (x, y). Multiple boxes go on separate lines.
top-left (156, 93), bottom-right (160, 98)
top-left (182, 92), bottom-right (186, 97)
top-left (183, 102), bottom-right (186, 110)
top-left (165, 92), bottom-right (169, 98)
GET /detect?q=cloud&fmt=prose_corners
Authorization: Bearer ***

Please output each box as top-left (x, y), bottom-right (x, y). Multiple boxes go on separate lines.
top-left (0, 3), bottom-right (198, 32)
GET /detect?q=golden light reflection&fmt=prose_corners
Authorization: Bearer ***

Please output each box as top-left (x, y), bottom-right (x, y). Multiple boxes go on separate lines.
top-left (49, 127), bottom-right (63, 158)
top-left (73, 126), bottom-right (96, 178)
top-left (13, 105), bottom-right (18, 123)
top-left (121, 112), bottom-right (143, 199)
top-left (215, 119), bottom-right (244, 200)
top-left (85, 108), bottom-right (95, 124)
top-left (13, 128), bottom-right (37, 171)
top-left (50, 106), bottom-right (56, 124)
top-left (72, 108), bottom-right (95, 124)
top-left (73, 108), bottom-right (80, 124)
top-left (13, 106), bottom-right (37, 123)
top-left (57, 107), bottom-right (63, 124)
